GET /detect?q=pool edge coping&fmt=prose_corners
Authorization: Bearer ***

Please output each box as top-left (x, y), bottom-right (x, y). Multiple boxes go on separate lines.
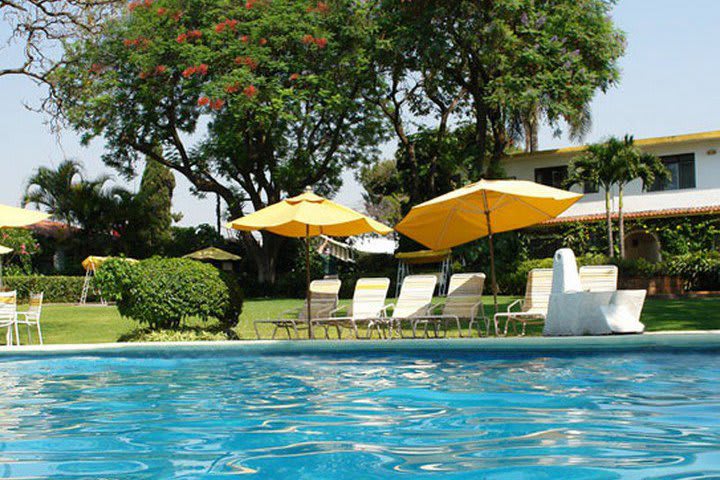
top-left (2, 330), bottom-right (720, 356)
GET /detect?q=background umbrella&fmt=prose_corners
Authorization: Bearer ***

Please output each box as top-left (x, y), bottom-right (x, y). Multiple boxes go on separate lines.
top-left (395, 179), bottom-right (582, 312)
top-left (227, 186), bottom-right (392, 338)
top-left (0, 205), bottom-right (49, 227)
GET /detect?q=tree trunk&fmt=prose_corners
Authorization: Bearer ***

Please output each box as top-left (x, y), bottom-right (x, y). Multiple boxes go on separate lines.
top-left (618, 184), bottom-right (625, 259)
top-left (215, 193), bottom-right (221, 234)
top-left (605, 188), bottom-right (614, 257)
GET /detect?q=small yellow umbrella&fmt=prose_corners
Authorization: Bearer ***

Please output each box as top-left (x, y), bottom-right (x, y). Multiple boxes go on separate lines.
top-left (227, 187), bottom-right (392, 337)
top-left (0, 205), bottom-right (49, 227)
top-left (396, 179), bottom-right (582, 311)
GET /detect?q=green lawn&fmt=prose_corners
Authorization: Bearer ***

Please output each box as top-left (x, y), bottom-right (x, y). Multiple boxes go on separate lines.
top-left (5, 295), bottom-right (720, 345)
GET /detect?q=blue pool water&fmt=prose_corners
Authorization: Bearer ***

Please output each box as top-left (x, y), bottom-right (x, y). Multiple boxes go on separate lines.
top-left (0, 347), bottom-right (719, 479)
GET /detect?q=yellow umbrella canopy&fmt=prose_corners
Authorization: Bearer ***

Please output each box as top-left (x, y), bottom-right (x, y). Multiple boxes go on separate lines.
top-left (396, 179), bottom-right (582, 312)
top-left (227, 188), bottom-right (392, 237)
top-left (0, 246), bottom-right (12, 255)
top-left (227, 187), bottom-right (392, 337)
top-left (0, 204), bottom-right (49, 228)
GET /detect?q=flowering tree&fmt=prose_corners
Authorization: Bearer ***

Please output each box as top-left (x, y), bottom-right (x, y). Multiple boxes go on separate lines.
top-left (53, 0), bottom-right (383, 283)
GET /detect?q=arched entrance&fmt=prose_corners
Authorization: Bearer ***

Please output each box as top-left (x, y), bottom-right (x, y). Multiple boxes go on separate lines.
top-left (624, 230), bottom-right (662, 263)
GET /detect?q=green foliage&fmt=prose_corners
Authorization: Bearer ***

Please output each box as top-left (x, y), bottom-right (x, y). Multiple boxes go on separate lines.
top-left (54, 0), bottom-right (385, 283)
top-left (4, 275), bottom-right (90, 303)
top-left (118, 326), bottom-right (229, 342)
top-left (103, 257), bottom-right (243, 330)
top-left (94, 257), bottom-right (138, 302)
top-left (0, 228), bottom-right (41, 275)
top-left (134, 158), bottom-right (176, 255)
top-left (664, 251), bottom-right (720, 291)
top-left (162, 224), bottom-right (226, 258)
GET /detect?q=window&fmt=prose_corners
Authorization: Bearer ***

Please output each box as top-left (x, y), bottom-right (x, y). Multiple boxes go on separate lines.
top-left (649, 153), bottom-right (695, 191)
top-left (534, 166), bottom-right (568, 189)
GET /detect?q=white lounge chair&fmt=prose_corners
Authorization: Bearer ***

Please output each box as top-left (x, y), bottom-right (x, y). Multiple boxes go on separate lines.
top-left (254, 279), bottom-right (342, 339)
top-left (579, 265), bottom-right (618, 292)
top-left (494, 268), bottom-right (553, 336)
top-left (16, 292), bottom-right (44, 345)
top-left (415, 273), bottom-right (488, 338)
top-left (312, 277), bottom-right (391, 339)
top-left (0, 291), bottom-right (18, 346)
top-left (369, 274), bottom-right (437, 339)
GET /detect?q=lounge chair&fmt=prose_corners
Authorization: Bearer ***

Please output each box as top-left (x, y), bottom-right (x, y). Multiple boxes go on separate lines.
top-left (579, 265), bottom-right (618, 292)
top-left (16, 292), bottom-right (44, 345)
top-left (369, 274), bottom-right (437, 339)
top-left (414, 273), bottom-right (487, 338)
top-left (494, 268), bottom-right (553, 336)
top-left (312, 278), bottom-right (391, 339)
top-left (0, 291), bottom-right (18, 346)
top-left (254, 279), bottom-right (341, 339)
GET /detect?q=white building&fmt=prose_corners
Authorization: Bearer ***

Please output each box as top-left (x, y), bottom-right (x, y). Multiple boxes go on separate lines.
top-left (501, 130), bottom-right (720, 260)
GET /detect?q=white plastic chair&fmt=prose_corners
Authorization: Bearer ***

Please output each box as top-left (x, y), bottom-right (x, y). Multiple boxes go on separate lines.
top-left (416, 273), bottom-right (488, 338)
top-left (494, 268), bottom-right (553, 336)
top-left (16, 292), bottom-right (44, 345)
top-left (579, 265), bottom-right (618, 292)
top-left (370, 274), bottom-right (437, 339)
top-left (312, 277), bottom-right (391, 339)
top-left (0, 291), bottom-right (18, 346)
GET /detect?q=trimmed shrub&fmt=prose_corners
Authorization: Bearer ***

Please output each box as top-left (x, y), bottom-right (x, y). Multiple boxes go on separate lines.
top-left (93, 257), bottom-right (137, 303)
top-left (3, 275), bottom-right (91, 303)
top-left (99, 257), bottom-right (243, 331)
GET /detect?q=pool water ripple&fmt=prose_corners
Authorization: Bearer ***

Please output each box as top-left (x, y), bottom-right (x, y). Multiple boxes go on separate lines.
top-left (0, 350), bottom-right (718, 478)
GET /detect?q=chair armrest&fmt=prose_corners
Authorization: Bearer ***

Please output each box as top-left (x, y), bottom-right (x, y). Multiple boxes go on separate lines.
top-left (380, 303), bottom-right (395, 317)
top-left (279, 307), bottom-right (301, 319)
top-left (329, 305), bottom-right (348, 317)
top-left (507, 299), bottom-right (523, 313)
top-left (427, 302), bottom-right (443, 315)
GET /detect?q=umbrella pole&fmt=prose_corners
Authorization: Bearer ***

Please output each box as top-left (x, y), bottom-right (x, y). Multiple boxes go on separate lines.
top-left (482, 191), bottom-right (499, 316)
top-left (305, 225), bottom-right (313, 339)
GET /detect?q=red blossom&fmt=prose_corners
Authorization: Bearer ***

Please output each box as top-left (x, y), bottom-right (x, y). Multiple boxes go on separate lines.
top-left (307, 2), bottom-right (329, 13)
top-left (227, 19), bottom-right (238, 29)
top-left (302, 34), bottom-right (314, 45)
top-left (188, 29), bottom-right (202, 39)
top-left (243, 85), bottom-right (257, 97)
top-left (89, 63), bottom-right (104, 74)
top-left (155, 65), bottom-right (167, 74)
top-left (259, 37), bottom-right (267, 46)
top-left (225, 83), bottom-right (240, 94)
top-left (182, 66), bottom-right (196, 77)
top-left (128, 1), bottom-right (140, 11)
top-left (234, 56), bottom-right (258, 70)
top-left (139, 71), bottom-right (150, 79)
top-left (176, 33), bottom-right (187, 43)
top-left (241, 35), bottom-right (249, 43)
top-left (211, 99), bottom-right (225, 110)
top-left (289, 73), bottom-right (300, 81)
top-left (171, 10), bottom-right (183, 21)
top-left (123, 38), bottom-right (135, 47)
top-left (143, 0), bottom-right (152, 6)
top-left (315, 37), bottom-right (327, 48)
top-left (197, 96), bottom-right (211, 106)
top-left (156, 6), bottom-right (166, 14)
top-left (215, 22), bottom-right (226, 33)
top-left (245, 0), bottom-right (254, 8)
top-left (197, 63), bottom-right (208, 75)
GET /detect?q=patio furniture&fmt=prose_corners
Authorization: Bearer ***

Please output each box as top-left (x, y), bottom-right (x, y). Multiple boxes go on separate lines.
top-left (579, 265), bottom-right (618, 292)
top-left (312, 277), bottom-right (391, 339)
top-left (544, 248), bottom-right (646, 336)
top-left (16, 292), bottom-right (43, 345)
top-left (254, 279), bottom-right (342, 339)
top-left (494, 268), bottom-right (553, 336)
top-left (0, 291), bottom-right (18, 346)
top-left (369, 274), bottom-right (437, 339)
top-left (414, 273), bottom-right (488, 338)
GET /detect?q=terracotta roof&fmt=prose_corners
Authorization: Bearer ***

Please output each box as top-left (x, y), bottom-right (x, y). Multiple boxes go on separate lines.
top-left (539, 205), bottom-right (720, 226)
top-left (23, 219), bottom-right (77, 239)
top-left (510, 129), bottom-right (720, 160)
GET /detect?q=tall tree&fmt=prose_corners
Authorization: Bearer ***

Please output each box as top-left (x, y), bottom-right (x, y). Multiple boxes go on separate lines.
top-left (53, 0), bottom-right (383, 284)
top-left (134, 157), bottom-right (176, 254)
top-left (385, 0), bottom-right (626, 175)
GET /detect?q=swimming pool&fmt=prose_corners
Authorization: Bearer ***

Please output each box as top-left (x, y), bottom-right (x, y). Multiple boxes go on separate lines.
top-left (0, 337), bottom-right (719, 479)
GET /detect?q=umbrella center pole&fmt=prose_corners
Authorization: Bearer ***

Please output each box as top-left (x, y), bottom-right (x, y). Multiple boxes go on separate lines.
top-left (305, 227), bottom-right (313, 339)
top-left (482, 192), bottom-right (499, 319)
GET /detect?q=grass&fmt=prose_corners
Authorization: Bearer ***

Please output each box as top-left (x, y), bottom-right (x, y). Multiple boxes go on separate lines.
top-left (5, 295), bottom-right (720, 345)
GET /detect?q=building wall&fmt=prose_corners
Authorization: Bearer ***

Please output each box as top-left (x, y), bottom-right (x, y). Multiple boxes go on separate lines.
top-left (500, 138), bottom-right (720, 218)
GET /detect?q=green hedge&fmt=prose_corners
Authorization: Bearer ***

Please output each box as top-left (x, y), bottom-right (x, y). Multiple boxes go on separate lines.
top-left (3, 275), bottom-right (93, 303)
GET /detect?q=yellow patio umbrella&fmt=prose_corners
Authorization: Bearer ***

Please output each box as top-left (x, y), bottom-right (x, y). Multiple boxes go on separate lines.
top-left (395, 179), bottom-right (582, 312)
top-left (227, 186), bottom-right (392, 337)
top-left (0, 204), bottom-right (49, 227)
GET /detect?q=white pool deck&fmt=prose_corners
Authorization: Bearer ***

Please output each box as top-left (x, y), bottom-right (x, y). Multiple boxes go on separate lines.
top-left (1, 331), bottom-right (720, 356)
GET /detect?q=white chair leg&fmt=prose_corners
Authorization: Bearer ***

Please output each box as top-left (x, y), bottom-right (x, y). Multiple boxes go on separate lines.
top-left (37, 322), bottom-right (43, 345)
top-left (14, 321), bottom-right (20, 346)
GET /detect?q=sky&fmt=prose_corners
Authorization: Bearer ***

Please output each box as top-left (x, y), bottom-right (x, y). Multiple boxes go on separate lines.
top-left (1, 0), bottom-right (719, 226)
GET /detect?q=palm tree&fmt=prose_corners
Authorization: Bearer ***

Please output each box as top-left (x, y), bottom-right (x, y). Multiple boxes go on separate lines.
top-left (567, 136), bottom-right (669, 258)
top-left (613, 135), bottom-right (670, 258)
top-left (567, 139), bottom-right (622, 257)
